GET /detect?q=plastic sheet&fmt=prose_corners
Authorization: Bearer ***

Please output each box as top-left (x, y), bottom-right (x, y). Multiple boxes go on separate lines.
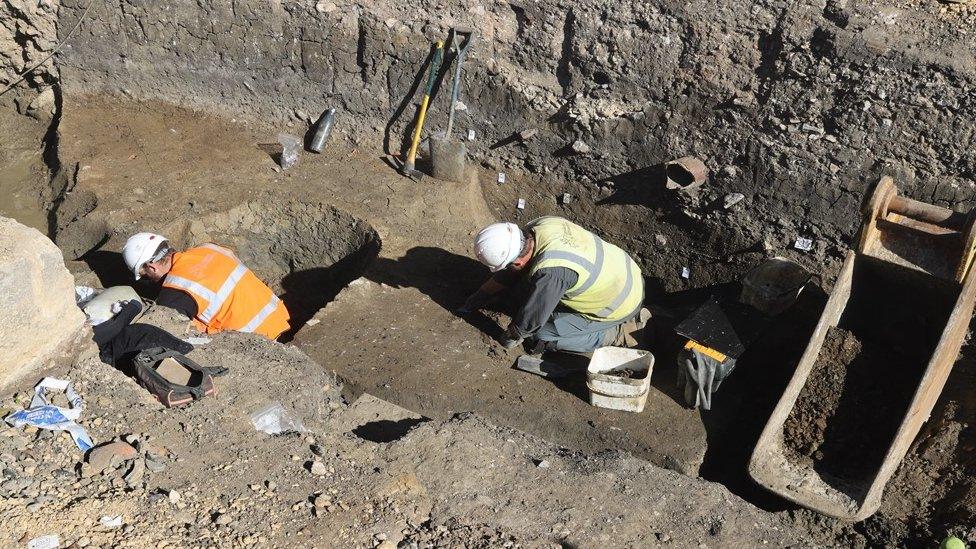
top-left (5, 378), bottom-right (94, 452)
top-left (250, 401), bottom-right (307, 435)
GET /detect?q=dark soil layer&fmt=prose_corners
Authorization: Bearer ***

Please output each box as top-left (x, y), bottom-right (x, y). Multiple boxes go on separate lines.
top-left (783, 326), bottom-right (923, 484)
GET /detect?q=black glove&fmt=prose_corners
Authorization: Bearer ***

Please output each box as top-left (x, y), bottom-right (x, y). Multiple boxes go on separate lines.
top-left (458, 290), bottom-right (490, 314)
top-left (498, 325), bottom-right (524, 349)
top-left (500, 336), bottom-right (524, 350)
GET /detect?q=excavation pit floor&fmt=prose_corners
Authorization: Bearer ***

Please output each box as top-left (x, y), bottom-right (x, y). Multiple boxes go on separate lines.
top-left (54, 95), bottom-right (709, 475)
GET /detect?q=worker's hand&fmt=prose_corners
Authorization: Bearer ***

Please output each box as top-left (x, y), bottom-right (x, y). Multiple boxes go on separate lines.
top-left (500, 336), bottom-right (524, 350)
top-left (457, 290), bottom-right (488, 315)
top-left (498, 324), bottom-right (524, 350)
top-left (111, 299), bottom-right (143, 315)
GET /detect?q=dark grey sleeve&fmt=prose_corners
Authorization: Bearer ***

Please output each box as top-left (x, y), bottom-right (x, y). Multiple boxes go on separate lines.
top-left (510, 267), bottom-right (578, 338)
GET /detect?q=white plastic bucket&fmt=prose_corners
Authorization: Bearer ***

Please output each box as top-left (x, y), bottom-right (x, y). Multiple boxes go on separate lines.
top-left (586, 347), bottom-right (654, 413)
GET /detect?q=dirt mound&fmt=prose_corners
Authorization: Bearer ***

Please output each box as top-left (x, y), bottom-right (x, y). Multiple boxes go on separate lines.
top-left (0, 332), bottom-right (812, 548)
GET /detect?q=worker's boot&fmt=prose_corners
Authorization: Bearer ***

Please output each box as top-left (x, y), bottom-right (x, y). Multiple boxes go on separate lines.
top-left (605, 308), bottom-right (652, 348)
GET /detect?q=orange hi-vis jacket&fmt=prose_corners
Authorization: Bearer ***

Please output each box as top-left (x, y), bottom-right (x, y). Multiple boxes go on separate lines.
top-left (162, 244), bottom-right (290, 340)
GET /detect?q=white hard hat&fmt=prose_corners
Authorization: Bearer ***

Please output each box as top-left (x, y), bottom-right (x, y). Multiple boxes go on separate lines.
top-left (122, 232), bottom-right (168, 280)
top-left (474, 222), bottom-right (524, 272)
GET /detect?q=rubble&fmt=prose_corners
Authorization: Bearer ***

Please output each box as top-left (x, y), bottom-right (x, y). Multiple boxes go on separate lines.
top-left (0, 336), bottom-right (811, 547)
top-left (86, 441), bottom-right (137, 474)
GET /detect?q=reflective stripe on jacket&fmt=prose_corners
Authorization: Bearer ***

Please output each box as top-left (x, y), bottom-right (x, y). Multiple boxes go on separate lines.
top-left (162, 244), bottom-right (290, 339)
top-left (526, 217), bottom-right (643, 322)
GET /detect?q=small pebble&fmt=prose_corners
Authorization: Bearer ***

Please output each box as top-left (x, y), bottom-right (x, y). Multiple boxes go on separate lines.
top-left (310, 461), bottom-right (328, 476)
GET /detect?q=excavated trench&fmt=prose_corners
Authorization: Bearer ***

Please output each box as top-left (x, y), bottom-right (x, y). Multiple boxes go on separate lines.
top-left (163, 200), bottom-right (381, 339)
top-left (5, 0), bottom-right (976, 542)
top-left (11, 99), bottom-right (975, 547)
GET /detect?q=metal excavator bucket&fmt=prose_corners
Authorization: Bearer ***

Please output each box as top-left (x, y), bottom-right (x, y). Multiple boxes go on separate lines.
top-left (749, 176), bottom-right (976, 521)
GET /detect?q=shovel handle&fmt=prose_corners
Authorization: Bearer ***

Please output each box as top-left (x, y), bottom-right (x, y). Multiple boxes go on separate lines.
top-left (445, 30), bottom-right (476, 138)
top-left (405, 41), bottom-right (444, 171)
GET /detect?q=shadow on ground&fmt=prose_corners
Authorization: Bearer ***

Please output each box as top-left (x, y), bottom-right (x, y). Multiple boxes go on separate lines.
top-left (366, 246), bottom-right (505, 339)
top-left (352, 418), bottom-right (430, 443)
top-left (694, 284), bottom-right (827, 511)
top-left (279, 240), bottom-right (381, 341)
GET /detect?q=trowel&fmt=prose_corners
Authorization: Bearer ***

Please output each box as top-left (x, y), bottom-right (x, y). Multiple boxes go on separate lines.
top-left (513, 354), bottom-right (587, 379)
top-left (429, 28), bottom-right (476, 183)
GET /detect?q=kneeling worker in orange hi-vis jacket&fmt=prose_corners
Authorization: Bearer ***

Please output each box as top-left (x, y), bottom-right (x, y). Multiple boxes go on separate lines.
top-left (122, 232), bottom-right (291, 340)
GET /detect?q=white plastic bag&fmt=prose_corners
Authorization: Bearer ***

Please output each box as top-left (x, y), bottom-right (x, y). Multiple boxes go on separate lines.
top-left (250, 401), bottom-right (307, 435)
top-left (27, 535), bottom-right (60, 549)
top-left (75, 286), bottom-right (97, 307)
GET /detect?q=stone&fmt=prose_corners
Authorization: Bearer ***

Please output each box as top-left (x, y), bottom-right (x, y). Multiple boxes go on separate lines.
top-left (86, 441), bottom-right (138, 474)
top-left (1, 477), bottom-right (32, 493)
top-left (79, 463), bottom-right (96, 478)
top-left (722, 193), bottom-right (745, 209)
top-left (570, 140), bottom-right (590, 154)
top-left (168, 489), bottom-right (181, 504)
top-left (0, 218), bottom-right (86, 391)
top-left (214, 513), bottom-right (233, 526)
top-left (313, 494), bottom-right (331, 508)
top-left (315, 0), bottom-right (338, 13)
top-left (124, 458), bottom-right (146, 487)
top-left (310, 461), bottom-right (328, 476)
top-left (145, 455), bottom-right (166, 473)
top-left (27, 88), bottom-right (56, 121)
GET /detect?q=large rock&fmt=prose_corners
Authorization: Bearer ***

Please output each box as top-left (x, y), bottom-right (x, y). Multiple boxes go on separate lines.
top-left (0, 217), bottom-right (85, 390)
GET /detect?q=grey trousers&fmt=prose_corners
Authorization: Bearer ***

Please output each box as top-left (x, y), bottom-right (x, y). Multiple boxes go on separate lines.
top-left (529, 310), bottom-right (631, 354)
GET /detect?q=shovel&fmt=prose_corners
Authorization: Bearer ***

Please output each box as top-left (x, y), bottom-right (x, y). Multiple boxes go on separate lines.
top-left (401, 40), bottom-right (444, 180)
top-left (430, 28), bottom-right (476, 183)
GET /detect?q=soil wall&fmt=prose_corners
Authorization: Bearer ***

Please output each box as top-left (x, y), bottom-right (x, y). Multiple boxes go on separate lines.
top-left (54, 0), bottom-right (976, 287)
top-left (0, 0), bottom-right (59, 90)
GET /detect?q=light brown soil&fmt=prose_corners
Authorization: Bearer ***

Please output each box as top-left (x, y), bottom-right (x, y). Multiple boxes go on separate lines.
top-left (0, 311), bottom-right (810, 548)
top-left (0, 108), bottom-right (51, 234)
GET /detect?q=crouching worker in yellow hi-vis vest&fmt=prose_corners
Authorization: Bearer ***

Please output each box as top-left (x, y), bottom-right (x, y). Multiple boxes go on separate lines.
top-left (122, 233), bottom-right (291, 340)
top-left (459, 216), bottom-right (650, 354)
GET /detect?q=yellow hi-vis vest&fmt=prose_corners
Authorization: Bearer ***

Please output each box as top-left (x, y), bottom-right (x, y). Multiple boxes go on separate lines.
top-left (162, 244), bottom-right (291, 340)
top-left (527, 217), bottom-right (644, 322)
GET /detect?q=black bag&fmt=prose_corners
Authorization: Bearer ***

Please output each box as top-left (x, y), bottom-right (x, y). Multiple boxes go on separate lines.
top-left (132, 347), bottom-right (226, 408)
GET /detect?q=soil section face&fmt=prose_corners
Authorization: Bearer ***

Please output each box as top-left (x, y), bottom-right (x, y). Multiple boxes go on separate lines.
top-left (0, 109), bottom-right (53, 234)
